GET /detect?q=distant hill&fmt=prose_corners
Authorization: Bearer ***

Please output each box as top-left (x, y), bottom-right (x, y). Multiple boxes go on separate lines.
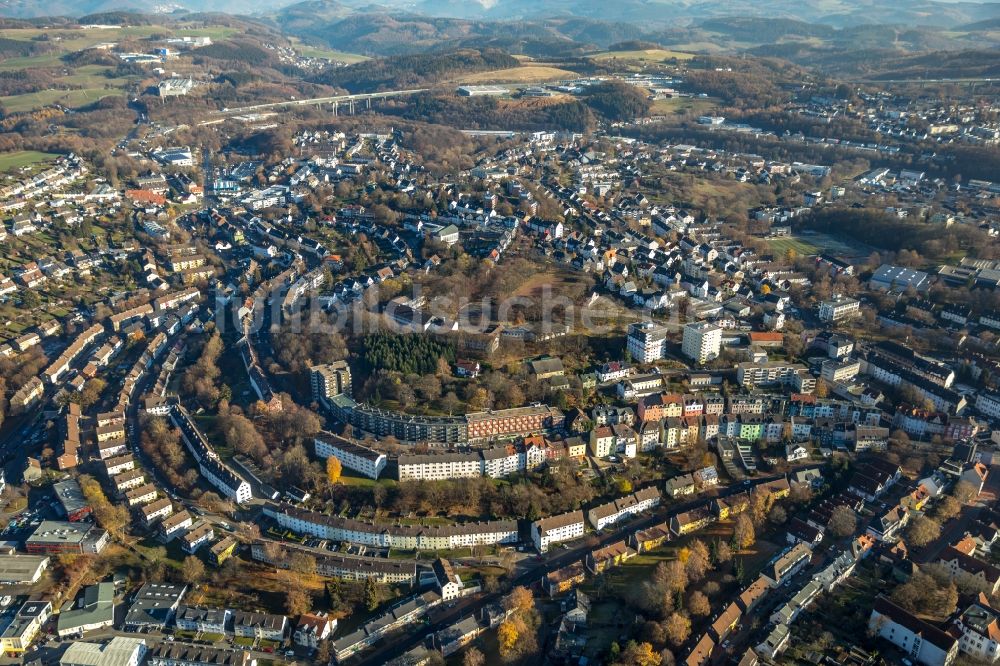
top-left (9, 0), bottom-right (1000, 30)
top-left (307, 47), bottom-right (520, 92)
top-left (0, 0), bottom-right (299, 18)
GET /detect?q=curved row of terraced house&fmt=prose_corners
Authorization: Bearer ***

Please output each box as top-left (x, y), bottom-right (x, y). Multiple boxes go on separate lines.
top-left (263, 504), bottom-right (518, 550)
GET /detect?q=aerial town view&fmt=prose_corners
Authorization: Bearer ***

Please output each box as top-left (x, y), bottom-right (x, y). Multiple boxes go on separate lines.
top-left (0, 0), bottom-right (997, 665)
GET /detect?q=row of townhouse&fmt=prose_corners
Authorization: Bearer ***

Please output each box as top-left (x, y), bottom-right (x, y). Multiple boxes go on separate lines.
top-left (636, 392), bottom-right (727, 422)
top-left (531, 510), bottom-right (585, 553)
top-left (332, 590), bottom-right (442, 663)
top-left (264, 504), bottom-right (519, 550)
top-left (586, 487), bottom-right (662, 531)
top-left (396, 442), bottom-right (547, 481)
top-left (169, 405), bottom-right (253, 504)
top-left (862, 353), bottom-right (967, 414)
top-left (250, 540), bottom-right (419, 585)
top-left (42, 324), bottom-right (104, 384)
top-left (173, 605), bottom-right (292, 641)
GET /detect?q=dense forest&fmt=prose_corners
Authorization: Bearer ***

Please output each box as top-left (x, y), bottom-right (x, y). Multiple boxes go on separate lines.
top-left (390, 94), bottom-right (596, 132)
top-left (797, 208), bottom-right (1000, 261)
top-left (309, 48), bottom-right (519, 93)
top-left (363, 331), bottom-right (455, 376)
top-left (193, 40), bottom-right (273, 67)
top-left (581, 80), bottom-right (652, 121)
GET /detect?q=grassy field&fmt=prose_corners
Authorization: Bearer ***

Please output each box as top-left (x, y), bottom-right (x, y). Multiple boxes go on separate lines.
top-left (589, 48), bottom-right (695, 62)
top-left (650, 96), bottom-right (718, 115)
top-left (768, 236), bottom-right (822, 257)
top-left (291, 41), bottom-right (369, 63)
top-left (770, 231), bottom-right (872, 259)
top-left (0, 25), bottom-right (171, 111)
top-left (0, 150), bottom-right (58, 172)
top-left (457, 65), bottom-right (578, 84)
top-left (0, 87), bottom-right (121, 113)
top-left (0, 25), bottom-right (239, 63)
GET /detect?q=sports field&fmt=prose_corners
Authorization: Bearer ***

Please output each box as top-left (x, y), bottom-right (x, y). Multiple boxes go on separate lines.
top-left (769, 236), bottom-right (821, 256)
top-left (0, 150), bottom-right (59, 173)
top-left (769, 232), bottom-right (871, 259)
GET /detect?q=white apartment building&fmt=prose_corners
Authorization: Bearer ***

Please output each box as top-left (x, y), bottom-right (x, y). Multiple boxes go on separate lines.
top-left (199, 458), bottom-right (252, 504)
top-left (818, 296), bottom-right (861, 323)
top-left (139, 498), bottom-right (173, 527)
top-left (531, 510), bottom-right (585, 552)
top-left (977, 392), bottom-right (1000, 420)
top-left (397, 452), bottom-right (482, 481)
top-left (682, 322), bottom-right (722, 364)
top-left (589, 427), bottom-right (615, 458)
top-left (869, 597), bottom-right (958, 666)
top-left (956, 599), bottom-right (1000, 663)
top-left (267, 506), bottom-right (518, 550)
top-left (174, 606), bottom-right (230, 635)
top-left (480, 446), bottom-right (521, 478)
top-left (314, 434), bottom-right (387, 480)
top-left (821, 359), bottom-right (861, 384)
top-left (737, 362), bottom-right (815, 392)
top-left (627, 321), bottom-right (669, 363)
top-left (586, 487), bottom-right (661, 531)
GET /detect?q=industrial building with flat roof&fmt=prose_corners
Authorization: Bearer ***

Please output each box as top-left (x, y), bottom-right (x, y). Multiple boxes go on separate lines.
top-left (25, 521), bottom-right (109, 555)
top-left (0, 554), bottom-right (48, 585)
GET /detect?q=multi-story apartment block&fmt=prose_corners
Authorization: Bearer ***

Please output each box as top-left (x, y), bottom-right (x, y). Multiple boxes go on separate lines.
top-left (869, 597), bottom-right (958, 666)
top-left (310, 361), bottom-right (352, 402)
top-left (313, 434), bottom-right (386, 480)
top-left (174, 606), bottom-right (231, 635)
top-left (682, 322), bottom-right (722, 364)
top-left (398, 451), bottom-right (481, 481)
top-left (531, 510), bottom-right (585, 553)
top-left (737, 362), bottom-right (815, 393)
top-left (818, 295), bottom-right (860, 323)
top-left (266, 506), bottom-right (518, 550)
top-left (627, 321), bottom-right (669, 363)
top-left (586, 487), bottom-right (661, 531)
top-left (955, 596), bottom-right (1000, 663)
top-left (233, 612), bottom-right (288, 642)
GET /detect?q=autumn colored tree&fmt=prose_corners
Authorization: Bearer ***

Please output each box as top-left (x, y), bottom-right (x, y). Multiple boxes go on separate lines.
top-left (363, 577), bottom-right (381, 611)
top-left (181, 556), bottom-right (205, 584)
top-left (827, 505), bottom-right (857, 537)
top-left (618, 641), bottom-right (661, 666)
top-left (663, 612), bottom-right (691, 647)
top-left (497, 617), bottom-right (521, 655)
top-left (906, 514), bottom-right (942, 548)
top-left (652, 560), bottom-right (687, 595)
top-left (733, 513), bottom-right (756, 550)
top-left (687, 591), bottom-right (710, 617)
top-left (326, 456), bottom-right (343, 485)
top-left (750, 490), bottom-right (774, 525)
top-left (463, 648), bottom-right (486, 666)
top-left (286, 587), bottom-right (311, 616)
top-left (684, 540), bottom-right (710, 582)
top-left (953, 480), bottom-right (978, 504)
top-left (505, 586), bottom-right (534, 614)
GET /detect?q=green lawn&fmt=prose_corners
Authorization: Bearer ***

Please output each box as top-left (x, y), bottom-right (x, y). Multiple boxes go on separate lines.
top-left (650, 96), bottom-right (718, 116)
top-left (290, 39), bottom-right (369, 63)
top-left (768, 236), bottom-right (821, 257)
top-left (0, 150), bottom-right (59, 173)
top-left (0, 87), bottom-right (121, 113)
top-left (338, 472), bottom-right (397, 490)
